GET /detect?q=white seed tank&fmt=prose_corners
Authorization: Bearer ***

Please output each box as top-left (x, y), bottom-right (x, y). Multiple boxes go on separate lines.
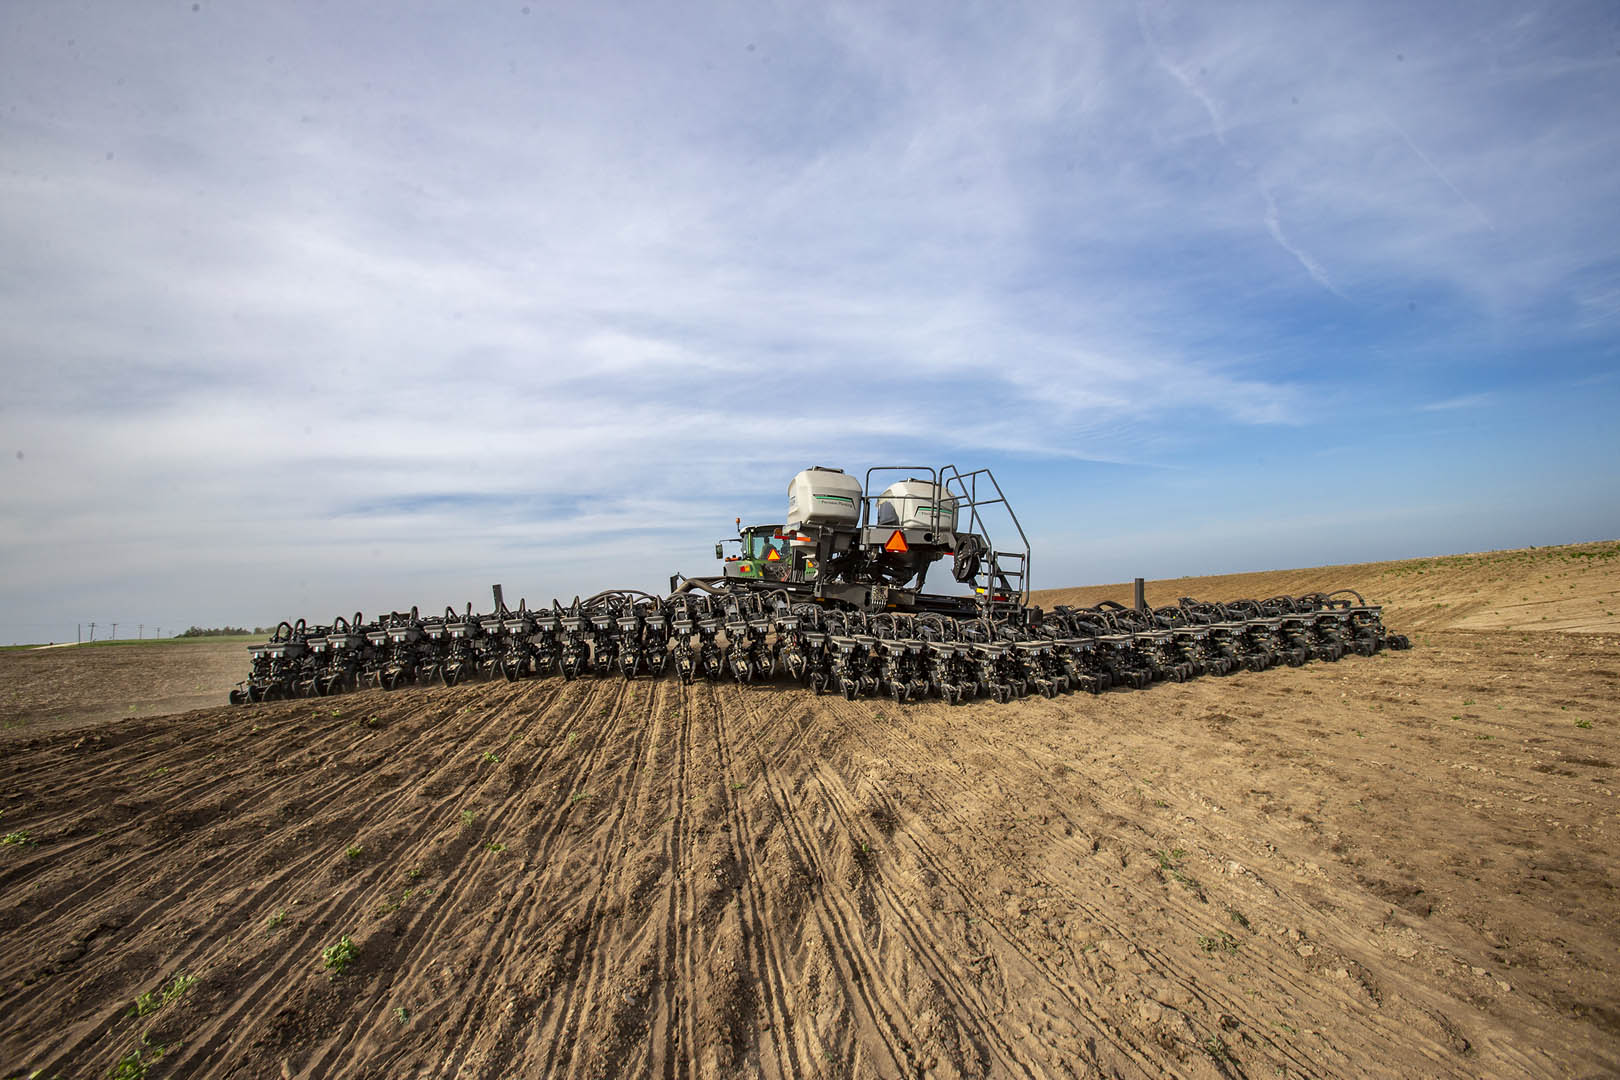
top-left (786, 467), bottom-right (863, 531)
top-left (875, 480), bottom-right (958, 535)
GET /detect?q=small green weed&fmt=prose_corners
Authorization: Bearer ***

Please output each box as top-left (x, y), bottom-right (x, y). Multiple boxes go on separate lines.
top-left (322, 935), bottom-right (359, 977)
top-left (109, 1050), bottom-right (147, 1080)
top-left (1475, 733), bottom-right (1494, 740)
top-left (394, 1006), bottom-right (409, 1025)
top-left (569, 792), bottom-right (590, 806)
top-left (1225, 907), bottom-right (1250, 929)
top-left (1198, 931), bottom-right (1240, 954)
top-left (3, 831), bottom-right (35, 846)
top-left (1154, 848), bottom-right (1186, 871)
top-left (459, 809), bottom-right (477, 826)
top-left (484, 841), bottom-right (506, 854)
top-left (1153, 848), bottom-right (1200, 889)
top-left (131, 973), bottom-right (196, 1017)
top-left (1202, 1034), bottom-right (1233, 1064)
top-left (1575, 718), bottom-right (1593, 729)
top-left (345, 845), bottom-right (364, 862)
top-left (267, 909), bottom-right (287, 929)
top-left (481, 750), bottom-right (501, 764)
top-left (110, 1033), bottom-right (169, 1078)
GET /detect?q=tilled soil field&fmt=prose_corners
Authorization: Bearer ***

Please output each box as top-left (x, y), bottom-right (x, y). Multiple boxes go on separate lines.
top-left (0, 639), bottom-right (252, 736)
top-left (2, 544), bottom-right (1617, 1078)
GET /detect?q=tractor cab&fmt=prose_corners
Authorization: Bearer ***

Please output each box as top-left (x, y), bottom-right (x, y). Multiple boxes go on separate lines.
top-left (717, 523), bottom-right (801, 583)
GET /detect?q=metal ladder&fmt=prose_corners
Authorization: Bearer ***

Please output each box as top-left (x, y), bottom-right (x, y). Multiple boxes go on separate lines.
top-left (940, 466), bottom-right (1031, 617)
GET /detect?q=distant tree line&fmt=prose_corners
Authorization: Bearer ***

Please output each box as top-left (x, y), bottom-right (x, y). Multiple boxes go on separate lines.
top-left (177, 626), bottom-right (268, 637)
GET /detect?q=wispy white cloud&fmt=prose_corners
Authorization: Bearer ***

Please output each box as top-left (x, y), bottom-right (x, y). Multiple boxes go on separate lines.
top-left (1419, 392), bottom-right (1496, 412)
top-left (1, 0), bottom-right (1616, 639)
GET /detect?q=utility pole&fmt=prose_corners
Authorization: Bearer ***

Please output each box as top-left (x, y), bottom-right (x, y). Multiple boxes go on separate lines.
top-left (138, 624), bottom-right (144, 639)
top-left (78, 623), bottom-right (82, 644)
top-left (89, 621), bottom-right (96, 641)
top-left (155, 627), bottom-right (161, 639)
top-left (111, 622), bottom-right (118, 641)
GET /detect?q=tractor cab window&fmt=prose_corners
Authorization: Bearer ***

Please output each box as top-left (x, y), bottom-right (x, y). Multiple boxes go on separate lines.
top-left (745, 529), bottom-right (785, 561)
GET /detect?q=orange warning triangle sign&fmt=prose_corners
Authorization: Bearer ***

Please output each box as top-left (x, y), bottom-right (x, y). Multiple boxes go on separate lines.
top-left (766, 547), bottom-right (781, 561)
top-left (884, 530), bottom-right (909, 553)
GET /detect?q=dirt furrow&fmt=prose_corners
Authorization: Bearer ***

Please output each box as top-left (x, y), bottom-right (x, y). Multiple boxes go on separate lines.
top-left (816, 691), bottom-right (1421, 1078)
top-left (540, 678), bottom-right (673, 1080)
top-left (412, 678), bottom-right (636, 1077)
top-left (808, 698), bottom-right (1163, 1078)
top-left (697, 683), bottom-right (813, 1080)
top-left (288, 678), bottom-right (600, 1080)
top-left (87, 681), bottom-right (577, 1076)
top-left (743, 696), bottom-right (1041, 1079)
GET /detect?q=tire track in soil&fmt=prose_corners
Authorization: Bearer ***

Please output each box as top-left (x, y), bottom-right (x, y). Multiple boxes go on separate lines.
top-left (526, 677), bottom-right (666, 1080)
top-left (819, 693), bottom-right (1292, 1077)
top-left (655, 679), bottom-right (700, 1080)
top-left (695, 683), bottom-right (812, 1080)
top-left (827, 692), bottom-right (1358, 1078)
top-left (962, 688), bottom-right (1528, 1077)
top-left (772, 686), bottom-right (1024, 1076)
top-left (860, 696), bottom-right (1315, 1063)
top-left (824, 689), bottom-right (1494, 1079)
top-left (817, 697), bottom-right (1162, 1063)
top-left (716, 689), bottom-right (933, 1075)
top-left (792, 692), bottom-right (1034, 1079)
top-left (545, 677), bottom-right (681, 1080)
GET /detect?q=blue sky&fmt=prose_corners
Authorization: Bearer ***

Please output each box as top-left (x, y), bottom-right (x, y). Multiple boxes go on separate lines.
top-left (2, 1), bottom-right (1617, 643)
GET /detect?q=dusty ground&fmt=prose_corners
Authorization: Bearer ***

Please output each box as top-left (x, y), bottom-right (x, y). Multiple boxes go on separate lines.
top-left (1, 543), bottom-right (1616, 1078)
top-left (0, 640), bottom-right (252, 736)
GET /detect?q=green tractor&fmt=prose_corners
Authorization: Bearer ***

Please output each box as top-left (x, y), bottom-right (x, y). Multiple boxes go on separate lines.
top-left (716, 522), bottom-right (816, 586)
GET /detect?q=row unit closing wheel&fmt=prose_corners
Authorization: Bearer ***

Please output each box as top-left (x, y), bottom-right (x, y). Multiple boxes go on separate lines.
top-left (228, 597), bottom-right (1410, 706)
